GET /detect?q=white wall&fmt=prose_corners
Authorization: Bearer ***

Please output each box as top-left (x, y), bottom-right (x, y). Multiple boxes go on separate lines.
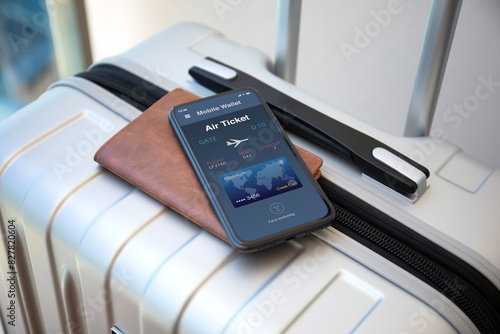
top-left (84, 0), bottom-right (500, 168)
top-left (84, 0), bottom-right (277, 63)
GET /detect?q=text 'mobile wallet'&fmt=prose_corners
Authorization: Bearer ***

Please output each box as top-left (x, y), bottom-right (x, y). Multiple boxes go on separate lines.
top-left (94, 88), bottom-right (324, 243)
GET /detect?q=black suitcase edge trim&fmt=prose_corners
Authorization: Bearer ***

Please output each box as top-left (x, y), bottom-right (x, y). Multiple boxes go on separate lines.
top-left (319, 177), bottom-right (500, 334)
top-left (76, 64), bottom-right (500, 334)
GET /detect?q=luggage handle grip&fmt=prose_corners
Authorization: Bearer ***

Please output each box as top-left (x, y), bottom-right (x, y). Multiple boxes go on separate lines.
top-left (189, 58), bottom-right (430, 202)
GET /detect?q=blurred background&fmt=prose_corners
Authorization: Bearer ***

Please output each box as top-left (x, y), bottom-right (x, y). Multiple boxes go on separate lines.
top-left (0, 0), bottom-right (499, 167)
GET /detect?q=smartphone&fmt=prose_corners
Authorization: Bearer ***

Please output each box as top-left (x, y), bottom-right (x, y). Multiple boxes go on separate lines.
top-left (169, 88), bottom-right (334, 252)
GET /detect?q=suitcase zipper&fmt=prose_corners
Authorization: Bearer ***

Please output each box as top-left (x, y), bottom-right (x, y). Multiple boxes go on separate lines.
top-left (76, 64), bottom-right (500, 334)
top-left (319, 178), bottom-right (500, 334)
top-left (75, 64), bottom-right (168, 111)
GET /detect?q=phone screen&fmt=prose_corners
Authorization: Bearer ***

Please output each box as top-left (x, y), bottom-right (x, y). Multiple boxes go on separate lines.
top-left (170, 88), bottom-right (333, 249)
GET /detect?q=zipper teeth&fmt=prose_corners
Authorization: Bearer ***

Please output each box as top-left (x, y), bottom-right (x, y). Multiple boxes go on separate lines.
top-left (324, 180), bottom-right (500, 312)
top-left (78, 71), bottom-right (158, 108)
top-left (335, 207), bottom-right (494, 333)
top-left (75, 64), bottom-right (497, 333)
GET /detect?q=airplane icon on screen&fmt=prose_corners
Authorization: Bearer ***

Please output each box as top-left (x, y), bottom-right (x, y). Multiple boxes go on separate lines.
top-left (226, 138), bottom-right (249, 148)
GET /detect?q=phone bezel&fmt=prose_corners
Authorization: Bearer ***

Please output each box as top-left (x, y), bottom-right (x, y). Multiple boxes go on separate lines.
top-left (169, 88), bottom-right (334, 252)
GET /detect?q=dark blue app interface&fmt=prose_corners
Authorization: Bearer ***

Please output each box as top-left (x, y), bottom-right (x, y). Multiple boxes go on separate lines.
top-left (174, 89), bottom-right (329, 241)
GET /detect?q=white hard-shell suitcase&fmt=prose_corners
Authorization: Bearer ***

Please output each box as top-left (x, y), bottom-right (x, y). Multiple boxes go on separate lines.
top-left (1, 22), bottom-right (499, 334)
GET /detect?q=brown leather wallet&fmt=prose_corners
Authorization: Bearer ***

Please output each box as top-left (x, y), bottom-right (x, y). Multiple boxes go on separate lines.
top-left (94, 88), bottom-right (324, 242)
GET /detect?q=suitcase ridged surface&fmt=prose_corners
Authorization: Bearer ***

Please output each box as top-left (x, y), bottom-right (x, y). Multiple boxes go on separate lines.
top-left (1, 22), bottom-right (498, 333)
